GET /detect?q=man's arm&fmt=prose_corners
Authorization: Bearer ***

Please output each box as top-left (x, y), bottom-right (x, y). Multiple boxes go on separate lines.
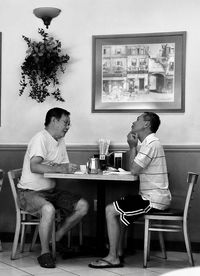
top-left (127, 132), bottom-right (143, 175)
top-left (30, 156), bottom-right (77, 174)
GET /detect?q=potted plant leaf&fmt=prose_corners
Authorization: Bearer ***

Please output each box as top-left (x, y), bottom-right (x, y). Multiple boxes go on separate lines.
top-left (19, 28), bottom-right (70, 103)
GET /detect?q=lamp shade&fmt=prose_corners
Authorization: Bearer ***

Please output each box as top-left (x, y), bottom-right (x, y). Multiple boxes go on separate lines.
top-left (33, 7), bottom-right (61, 28)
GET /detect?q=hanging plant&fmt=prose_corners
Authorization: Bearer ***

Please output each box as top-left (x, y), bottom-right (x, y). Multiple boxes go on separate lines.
top-left (19, 28), bottom-right (70, 103)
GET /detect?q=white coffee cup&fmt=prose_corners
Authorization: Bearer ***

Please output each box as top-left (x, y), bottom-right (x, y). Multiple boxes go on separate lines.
top-left (80, 165), bottom-right (87, 174)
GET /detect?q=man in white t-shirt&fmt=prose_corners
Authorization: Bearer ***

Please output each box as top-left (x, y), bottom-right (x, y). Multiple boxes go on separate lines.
top-left (89, 112), bottom-right (171, 269)
top-left (18, 107), bottom-right (88, 268)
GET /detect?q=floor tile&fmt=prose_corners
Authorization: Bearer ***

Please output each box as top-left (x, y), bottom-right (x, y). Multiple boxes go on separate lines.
top-left (0, 260), bottom-right (18, 269)
top-left (33, 271), bottom-right (79, 276)
top-left (158, 266), bottom-right (200, 276)
top-left (18, 266), bottom-right (67, 275)
top-left (123, 269), bottom-right (160, 276)
top-left (0, 267), bottom-right (31, 276)
top-left (0, 244), bottom-right (197, 276)
top-left (105, 266), bottom-right (159, 275)
top-left (72, 268), bottom-right (120, 276)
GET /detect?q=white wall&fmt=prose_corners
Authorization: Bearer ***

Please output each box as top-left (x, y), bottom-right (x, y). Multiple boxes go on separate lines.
top-left (0, 0), bottom-right (199, 145)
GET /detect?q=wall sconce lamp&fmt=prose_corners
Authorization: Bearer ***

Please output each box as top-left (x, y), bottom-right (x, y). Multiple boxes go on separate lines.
top-left (33, 7), bottom-right (61, 28)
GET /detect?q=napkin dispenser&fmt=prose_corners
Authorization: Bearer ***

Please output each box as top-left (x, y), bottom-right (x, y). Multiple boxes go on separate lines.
top-left (96, 151), bottom-right (126, 170)
top-left (113, 151), bottom-right (126, 169)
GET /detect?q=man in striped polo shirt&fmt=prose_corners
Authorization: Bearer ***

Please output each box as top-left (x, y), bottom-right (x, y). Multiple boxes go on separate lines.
top-left (89, 112), bottom-right (171, 269)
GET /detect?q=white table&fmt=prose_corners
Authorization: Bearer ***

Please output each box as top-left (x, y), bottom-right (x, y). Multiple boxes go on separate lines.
top-left (44, 172), bottom-right (138, 253)
top-left (44, 172), bottom-right (137, 181)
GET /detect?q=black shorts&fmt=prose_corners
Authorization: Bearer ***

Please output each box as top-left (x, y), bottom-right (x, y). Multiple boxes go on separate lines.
top-left (18, 188), bottom-right (81, 217)
top-left (113, 194), bottom-right (152, 226)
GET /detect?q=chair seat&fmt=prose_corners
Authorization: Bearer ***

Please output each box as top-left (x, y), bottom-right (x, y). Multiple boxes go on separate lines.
top-left (147, 208), bottom-right (183, 216)
top-left (20, 210), bottom-right (39, 216)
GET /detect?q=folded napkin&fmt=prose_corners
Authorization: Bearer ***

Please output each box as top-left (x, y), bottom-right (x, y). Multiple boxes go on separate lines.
top-left (74, 171), bottom-right (87, 175)
top-left (103, 170), bottom-right (131, 175)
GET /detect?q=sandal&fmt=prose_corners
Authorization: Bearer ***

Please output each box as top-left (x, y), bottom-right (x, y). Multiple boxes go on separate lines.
top-left (37, 252), bottom-right (56, 268)
top-left (88, 258), bottom-right (123, 268)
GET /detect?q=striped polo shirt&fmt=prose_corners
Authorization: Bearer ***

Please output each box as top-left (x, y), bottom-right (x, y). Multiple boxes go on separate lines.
top-left (134, 133), bottom-right (171, 210)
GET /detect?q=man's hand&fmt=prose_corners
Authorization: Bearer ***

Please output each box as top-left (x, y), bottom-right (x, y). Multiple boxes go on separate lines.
top-left (127, 132), bottom-right (138, 149)
top-left (58, 163), bottom-right (78, 174)
top-left (30, 157), bottom-right (78, 174)
top-left (67, 163), bottom-right (78, 174)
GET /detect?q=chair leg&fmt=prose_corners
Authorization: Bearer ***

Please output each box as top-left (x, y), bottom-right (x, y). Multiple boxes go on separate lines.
top-left (51, 221), bottom-right (56, 259)
top-left (67, 230), bottom-right (71, 248)
top-left (11, 214), bottom-right (21, 260)
top-left (147, 231), bottom-right (151, 261)
top-left (20, 224), bottom-right (26, 252)
top-left (29, 225), bottom-right (39, 251)
top-left (144, 218), bottom-right (150, 268)
top-left (20, 213), bottom-right (27, 253)
top-left (66, 222), bottom-right (83, 248)
top-left (79, 221), bottom-right (83, 246)
top-left (183, 220), bottom-right (194, 266)
top-left (158, 231), bottom-right (167, 259)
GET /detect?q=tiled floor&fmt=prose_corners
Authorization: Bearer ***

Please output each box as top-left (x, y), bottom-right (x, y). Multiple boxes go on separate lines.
top-left (0, 243), bottom-right (199, 276)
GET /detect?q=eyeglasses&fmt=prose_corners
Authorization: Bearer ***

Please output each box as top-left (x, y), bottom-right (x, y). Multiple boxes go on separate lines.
top-left (59, 119), bottom-right (71, 128)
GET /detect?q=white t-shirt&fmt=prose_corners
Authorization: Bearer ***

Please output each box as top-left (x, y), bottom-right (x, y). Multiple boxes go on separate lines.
top-left (18, 129), bottom-right (69, 191)
top-left (134, 133), bottom-right (171, 210)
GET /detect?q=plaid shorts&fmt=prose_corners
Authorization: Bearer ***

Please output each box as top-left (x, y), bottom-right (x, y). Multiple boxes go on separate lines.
top-left (113, 194), bottom-right (152, 226)
top-left (18, 188), bottom-right (81, 216)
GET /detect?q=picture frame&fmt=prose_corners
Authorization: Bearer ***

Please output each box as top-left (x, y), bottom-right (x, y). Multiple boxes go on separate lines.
top-left (92, 31), bottom-right (186, 113)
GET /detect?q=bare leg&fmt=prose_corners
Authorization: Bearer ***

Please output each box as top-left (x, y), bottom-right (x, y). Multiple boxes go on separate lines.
top-left (55, 199), bottom-right (88, 242)
top-left (118, 222), bottom-right (127, 257)
top-left (39, 203), bottom-right (55, 255)
top-left (89, 203), bottom-right (125, 267)
top-left (102, 203), bottom-right (121, 264)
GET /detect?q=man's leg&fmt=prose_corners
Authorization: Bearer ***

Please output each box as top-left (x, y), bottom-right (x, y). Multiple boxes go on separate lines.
top-left (39, 203), bottom-right (55, 255)
top-left (89, 203), bottom-right (122, 267)
top-left (101, 203), bottom-right (121, 264)
top-left (55, 199), bottom-right (88, 242)
top-left (19, 190), bottom-right (56, 256)
top-left (117, 222), bottom-right (127, 258)
top-left (19, 190), bottom-right (56, 267)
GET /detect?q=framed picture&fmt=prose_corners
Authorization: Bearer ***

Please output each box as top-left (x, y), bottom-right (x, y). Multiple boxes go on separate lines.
top-left (92, 32), bottom-right (186, 113)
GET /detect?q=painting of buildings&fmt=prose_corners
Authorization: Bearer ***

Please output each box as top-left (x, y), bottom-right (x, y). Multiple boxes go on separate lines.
top-left (102, 43), bottom-right (175, 103)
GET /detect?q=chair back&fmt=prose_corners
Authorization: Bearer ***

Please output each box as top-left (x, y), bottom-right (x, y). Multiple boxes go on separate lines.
top-left (8, 169), bottom-right (22, 214)
top-left (184, 172), bottom-right (199, 221)
top-left (0, 169), bottom-right (4, 192)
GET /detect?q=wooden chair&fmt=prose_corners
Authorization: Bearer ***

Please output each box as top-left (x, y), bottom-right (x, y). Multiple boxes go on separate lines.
top-left (143, 172), bottom-right (199, 268)
top-left (8, 169), bottom-right (83, 259)
top-left (8, 169), bottom-right (56, 259)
